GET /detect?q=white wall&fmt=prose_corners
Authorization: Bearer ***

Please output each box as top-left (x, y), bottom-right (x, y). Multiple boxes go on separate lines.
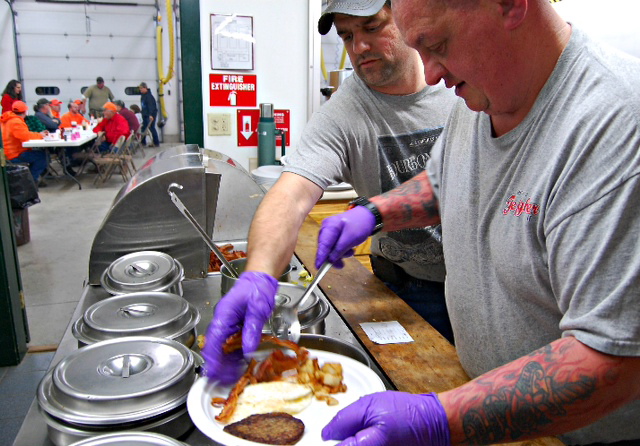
top-left (0, 0), bottom-right (180, 142)
top-left (0, 1), bottom-right (18, 90)
top-left (199, 0), bottom-right (322, 170)
top-left (553, 0), bottom-right (640, 58)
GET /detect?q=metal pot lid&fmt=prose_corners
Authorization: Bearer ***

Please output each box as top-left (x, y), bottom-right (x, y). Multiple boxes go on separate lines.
top-left (274, 282), bottom-right (319, 315)
top-left (69, 432), bottom-right (187, 446)
top-left (72, 292), bottom-right (200, 344)
top-left (38, 337), bottom-right (197, 425)
top-left (101, 251), bottom-right (183, 294)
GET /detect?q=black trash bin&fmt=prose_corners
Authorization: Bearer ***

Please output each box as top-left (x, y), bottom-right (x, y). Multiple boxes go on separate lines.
top-left (6, 164), bottom-right (40, 246)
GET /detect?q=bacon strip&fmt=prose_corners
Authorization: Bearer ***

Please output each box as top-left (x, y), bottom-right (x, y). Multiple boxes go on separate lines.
top-left (212, 333), bottom-right (341, 423)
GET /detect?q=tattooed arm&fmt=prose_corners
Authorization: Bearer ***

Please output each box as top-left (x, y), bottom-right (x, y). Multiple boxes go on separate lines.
top-left (370, 170), bottom-right (441, 231)
top-left (439, 336), bottom-right (640, 445)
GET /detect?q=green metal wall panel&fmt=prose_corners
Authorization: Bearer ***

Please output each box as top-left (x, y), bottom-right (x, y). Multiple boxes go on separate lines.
top-left (180, 0), bottom-right (204, 147)
top-left (0, 162), bottom-right (29, 366)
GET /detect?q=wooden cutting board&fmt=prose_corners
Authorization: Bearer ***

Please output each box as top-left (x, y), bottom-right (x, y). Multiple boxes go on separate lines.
top-left (295, 216), bottom-right (563, 446)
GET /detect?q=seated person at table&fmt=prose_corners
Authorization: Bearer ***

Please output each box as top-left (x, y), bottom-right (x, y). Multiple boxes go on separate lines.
top-left (50, 99), bottom-right (62, 120)
top-left (60, 101), bottom-right (88, 129)
top-left (60, 101), bottom-right (91, 174)
top-left (114, 100), bottom-right (140, 134)
top-left (130, 104), bottom-right (143, 126)
top-left (74, 99), bottom-right (87, 117)
top-left (93, 102), bottom-right (129, 153)
top-left (34, 98), bottom-right (61, 132)
top-left (25, 112), bottom-right (47, 133)
top-left (1, 101), bottom-right (48, 186)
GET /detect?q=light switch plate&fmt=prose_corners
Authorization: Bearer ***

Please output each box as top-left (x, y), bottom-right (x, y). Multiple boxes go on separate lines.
top-left (207, 113), bottom-right (231, 136)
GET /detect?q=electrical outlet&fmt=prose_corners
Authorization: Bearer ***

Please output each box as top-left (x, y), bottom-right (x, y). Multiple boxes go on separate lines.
top-left (207, 113), bottom-right (231, 136)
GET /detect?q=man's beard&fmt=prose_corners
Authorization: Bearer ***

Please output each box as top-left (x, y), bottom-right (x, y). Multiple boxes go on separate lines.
top-left (354, 55), bottom-right (398, 88)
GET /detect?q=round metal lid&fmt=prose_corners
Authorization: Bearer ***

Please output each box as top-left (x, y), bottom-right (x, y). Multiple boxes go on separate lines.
top-left (38, 337), bottom-right (197, 425)
top-left (72, 292), bottom-right (199, 344)
top-left (101, 252), bottom-right (183, 294)
top-left (275, 282), bottom-right (319, 315)
top-left (69, 432), bottom-right (187, 446)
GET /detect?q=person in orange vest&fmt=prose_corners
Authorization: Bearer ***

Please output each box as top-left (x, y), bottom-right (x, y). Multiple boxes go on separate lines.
top-left (92, 102), bottom-right (129, 153)
top-left (50, 99), bottom-right (63, 119)
top-left (1, 101), bottom-right (48, 186)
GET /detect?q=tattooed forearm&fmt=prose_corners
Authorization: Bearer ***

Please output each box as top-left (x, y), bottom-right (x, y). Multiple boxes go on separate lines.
top-left (462, 361), bottom-right (596, 443)
top-left (370, 170), bottom-right (440, 232)
top-left (439, 336), bottom-right (640, 445)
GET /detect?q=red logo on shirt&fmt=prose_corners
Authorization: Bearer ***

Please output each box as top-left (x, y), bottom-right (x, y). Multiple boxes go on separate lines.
top-left (503, 193), bottom-right (540, 221)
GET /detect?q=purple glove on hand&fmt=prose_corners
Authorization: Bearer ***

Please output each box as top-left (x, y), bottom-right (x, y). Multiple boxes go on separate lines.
top-left (322, 391), bottom-right (450, 446)
top-left (201, 271), bottom-right (278, 385)
top-left (315, 205), bottom-right (376, 269)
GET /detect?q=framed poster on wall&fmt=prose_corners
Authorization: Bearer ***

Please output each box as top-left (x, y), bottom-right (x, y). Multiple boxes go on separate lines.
top-left (211, 14), bottom-right (255, 70)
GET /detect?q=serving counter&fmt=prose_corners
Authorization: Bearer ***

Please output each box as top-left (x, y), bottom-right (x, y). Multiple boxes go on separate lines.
top-left (13, 217), bottom-right (563, 446)
top-left (13, 145), bottom-right (563, 446)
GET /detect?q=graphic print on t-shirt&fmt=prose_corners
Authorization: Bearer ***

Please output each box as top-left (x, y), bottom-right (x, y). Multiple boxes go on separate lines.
top-left (376, 127), bottom-right (445, 276)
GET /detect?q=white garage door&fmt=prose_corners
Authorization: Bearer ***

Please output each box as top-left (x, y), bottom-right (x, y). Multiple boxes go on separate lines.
top-left (13, 0), bottom-right (158, 111)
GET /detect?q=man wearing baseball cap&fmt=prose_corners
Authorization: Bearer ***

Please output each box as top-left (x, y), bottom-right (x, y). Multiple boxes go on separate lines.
top-left (202, 0), bottom-right (458, 385)
top-left (49, 99), bottom-right (63, 119)
top-left (83, 76), bottom-right (114, 118)
top-left (1, 101), bottom-right (48, 185)
top-left (92, 101), bottom-right (129, 153)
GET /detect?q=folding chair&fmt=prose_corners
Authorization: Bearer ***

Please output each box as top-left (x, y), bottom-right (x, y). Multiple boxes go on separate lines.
top-left (129, 128), bottom-right (146, 157)
top-left (75, 132), bottom-right (105, 175)
top-left (92, 134), bottom-right (134, 185)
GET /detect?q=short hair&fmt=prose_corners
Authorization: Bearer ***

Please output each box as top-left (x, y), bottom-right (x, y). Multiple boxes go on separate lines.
top-left (97, 76), bottom-right (104, 83)
top-left (113, 99), bottom-right (125, 108)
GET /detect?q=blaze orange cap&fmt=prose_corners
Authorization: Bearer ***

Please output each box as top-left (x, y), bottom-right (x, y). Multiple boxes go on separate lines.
top-left (102, 102), bottom-right (117, 112)
top-left (12, 101), bottom-right (28, 113)
top-left (74, 99), bottom-right (84, 105)
top-left (50, 99), bottom-right (62, 106)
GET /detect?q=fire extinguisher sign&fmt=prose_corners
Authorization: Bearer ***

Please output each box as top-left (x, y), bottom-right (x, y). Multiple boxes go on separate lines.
top-left (210, 74), bottom-right (257, 107)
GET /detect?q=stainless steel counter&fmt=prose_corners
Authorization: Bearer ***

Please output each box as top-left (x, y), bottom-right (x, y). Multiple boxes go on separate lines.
top-left (13, 257), bottom-right (391, 446)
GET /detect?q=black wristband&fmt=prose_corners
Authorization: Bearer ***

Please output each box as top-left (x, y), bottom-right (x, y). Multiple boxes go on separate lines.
top-left (349, 196), bottom-right (384, 234)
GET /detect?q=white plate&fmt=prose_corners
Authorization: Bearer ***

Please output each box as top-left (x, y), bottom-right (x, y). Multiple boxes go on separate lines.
top-left (326, 182), bottom-right (353, 192)
top-left (187, 349), bottom-right (386, 445)
top-left (251, 165), bottom-right (283, 179)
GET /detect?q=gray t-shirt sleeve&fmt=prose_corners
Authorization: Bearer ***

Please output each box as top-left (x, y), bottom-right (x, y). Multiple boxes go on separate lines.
top-left (283, 109), bottom-right (352, 189)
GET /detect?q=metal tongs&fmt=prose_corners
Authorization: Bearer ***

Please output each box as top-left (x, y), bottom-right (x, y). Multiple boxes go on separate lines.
top-left (167, 183), bottom-right (238, 278)
top-left (270, 261), bottom-right (332, 343)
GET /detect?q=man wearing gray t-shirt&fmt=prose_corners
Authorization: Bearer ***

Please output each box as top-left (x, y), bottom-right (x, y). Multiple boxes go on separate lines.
top-left (201, 0), bottom-right (457, 385)
top-left (314, 0), bottom-right (640, 445)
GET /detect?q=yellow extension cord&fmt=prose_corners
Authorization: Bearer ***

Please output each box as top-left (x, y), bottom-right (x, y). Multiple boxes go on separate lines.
top-left (155, 0), bottom-right (175, 121)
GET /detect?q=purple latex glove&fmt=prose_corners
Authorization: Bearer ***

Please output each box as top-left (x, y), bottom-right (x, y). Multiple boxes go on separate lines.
top-left (201, 271), bottom-right (278, 385)
top-left (322, 391), bottom-right (450, 446)
top-left (315, 205), bottom-right (376, 269)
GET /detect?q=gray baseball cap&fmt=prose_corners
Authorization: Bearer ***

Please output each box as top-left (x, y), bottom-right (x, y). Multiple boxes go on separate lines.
top-left (318, 0), bottom-right (388, 35)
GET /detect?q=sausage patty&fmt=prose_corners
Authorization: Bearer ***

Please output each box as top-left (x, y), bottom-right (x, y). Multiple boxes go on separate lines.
top-left (223, 412), bottom-right (305, 445)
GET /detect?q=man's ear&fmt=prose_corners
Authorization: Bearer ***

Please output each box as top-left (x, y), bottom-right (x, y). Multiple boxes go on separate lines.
top-left (499, 0), bottom-right (527, 30)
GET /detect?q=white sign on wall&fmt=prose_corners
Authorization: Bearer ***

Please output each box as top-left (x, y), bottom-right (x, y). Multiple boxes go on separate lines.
top-left (211, 14), bottom-right (255, 70)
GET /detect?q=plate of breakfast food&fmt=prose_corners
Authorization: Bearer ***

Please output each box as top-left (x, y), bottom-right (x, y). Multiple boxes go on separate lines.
top-left (187, 335), bottom-right (386, 445)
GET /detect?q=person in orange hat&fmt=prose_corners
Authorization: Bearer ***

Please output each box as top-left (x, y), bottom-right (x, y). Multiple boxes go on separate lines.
top-left (1, 101), bottom-right (49, 185)
top-left (49, 99), bottom-right (63, 119)
top-left (92, 101), bottom-right (129, 153)
top-left (74, 99), bottom-right (87, 116)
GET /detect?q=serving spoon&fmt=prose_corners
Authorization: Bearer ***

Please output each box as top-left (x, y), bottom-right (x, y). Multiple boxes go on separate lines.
top-left (269, 261), bottom-right (332, 343)
top-left (167, 183), bottom-right (238, 278)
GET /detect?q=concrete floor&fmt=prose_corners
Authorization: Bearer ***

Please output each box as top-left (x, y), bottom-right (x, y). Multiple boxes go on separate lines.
top-left (0, 144), bottom-right (168, 446)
